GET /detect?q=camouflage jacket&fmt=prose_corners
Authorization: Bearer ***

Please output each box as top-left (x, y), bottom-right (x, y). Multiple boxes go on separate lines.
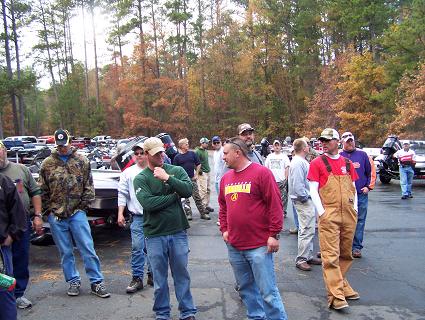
top-left (39, 148), bottom-right (95, 219)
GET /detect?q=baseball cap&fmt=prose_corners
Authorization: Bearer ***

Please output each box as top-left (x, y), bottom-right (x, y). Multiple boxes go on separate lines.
top-left (54, 129), bottom-right (70, 146)
top-left (211, 136), bottom-right (221, 142)
top-left (273, 139), bottom-right (281, 145)
top-left (237, 123), bottom-right (255, 135)
top-left (143, 137), bottom-right (165, 156)
top-left (341, 132), bottom-right (355, 143)
top-left (132, 142), bottom-right (144, 151)
top-left (319, 128), bottom-right (340, 141)
top-left (200, 137), bottom-right (210, 144)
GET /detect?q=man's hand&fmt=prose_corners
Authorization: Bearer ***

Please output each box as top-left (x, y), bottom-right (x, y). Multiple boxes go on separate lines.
top-left (33, 217), bottom-right (44, 235)
top-left (222, 231), bottom-right (229, 242)
top-left (117, 212), bottom-right (126, 227)
top-left (361, 187), bottom-right (369, 194)
top-left (267, 236), bottom-right (279, 253)
top-left (154, 167), bottom-right (170, 182)
top-left (1, 235), bottom-right (13, 246)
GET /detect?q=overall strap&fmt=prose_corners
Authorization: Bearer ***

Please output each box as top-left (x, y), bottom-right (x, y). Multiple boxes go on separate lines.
top-left (344, 157), bottom-right (351, 174)
top-left (320, 155), bottom-right (332, 173)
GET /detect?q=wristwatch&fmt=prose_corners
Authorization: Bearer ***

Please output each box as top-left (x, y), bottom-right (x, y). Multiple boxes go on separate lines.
top-left (271, 233), bottom-right (280, 240)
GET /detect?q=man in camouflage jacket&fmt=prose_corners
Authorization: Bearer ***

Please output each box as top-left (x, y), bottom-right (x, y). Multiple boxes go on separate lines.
top-left (39, 129), bottom-right (110, 298)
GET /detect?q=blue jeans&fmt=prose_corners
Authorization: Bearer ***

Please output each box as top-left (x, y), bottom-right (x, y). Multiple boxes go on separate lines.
top-left (352, 193), bottom-right (368, 251)
top-left (48, 210), bottom-right (104, 284)
top-left (400, 166), bottom-right (414, 196)
top-left (0, 245), bottom-right (17, 320)
top-left (146, 231), bottom-right (196, 320)
top-left (12, 216), bottom-right (31, 298)
top-left (226, 244), bottom-right (288, 320)
top-left (130, 215), bottom-right (146, 279)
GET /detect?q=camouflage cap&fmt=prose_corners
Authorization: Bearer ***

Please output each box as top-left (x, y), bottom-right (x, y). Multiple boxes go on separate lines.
top-left (200, 137), bottom-right (209, 144)
top-left (319, 128), bottom-right (340, 141)
top-left (237, 123), bottom-right (255, 135)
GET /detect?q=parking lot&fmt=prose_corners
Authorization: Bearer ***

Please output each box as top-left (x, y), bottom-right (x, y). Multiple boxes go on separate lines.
top-left (18, 179), bottom-right (425, 320)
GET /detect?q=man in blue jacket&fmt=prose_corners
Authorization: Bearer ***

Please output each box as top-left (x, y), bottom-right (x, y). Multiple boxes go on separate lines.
top-left (340, 132), bottom-right (372, 258)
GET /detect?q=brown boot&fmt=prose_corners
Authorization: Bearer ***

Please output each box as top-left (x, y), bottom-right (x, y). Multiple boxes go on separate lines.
top-left (200, 213), bottom-right (211, 220)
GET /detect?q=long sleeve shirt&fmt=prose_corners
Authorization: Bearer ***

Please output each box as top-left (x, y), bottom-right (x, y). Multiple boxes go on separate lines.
top-left (0, 173), bottom-right (27, 243)
top-left (219, 163), bottom-right (283, 250)
top-left (340, 149), bottom-right (372, 194)
top-left (118, 164), bottom-right (144, 215)
top-left (134, 164), bottom-right (192, 237)
top-left (288, 155), bottom-right (310, 202)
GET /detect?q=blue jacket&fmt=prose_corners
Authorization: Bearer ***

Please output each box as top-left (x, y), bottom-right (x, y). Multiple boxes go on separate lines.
top-left (340, 149), bottom-right (371, 194)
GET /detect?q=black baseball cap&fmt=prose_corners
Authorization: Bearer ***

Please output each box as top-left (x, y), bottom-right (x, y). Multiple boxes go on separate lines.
top-left (54, 129), bottom-right (70, 146)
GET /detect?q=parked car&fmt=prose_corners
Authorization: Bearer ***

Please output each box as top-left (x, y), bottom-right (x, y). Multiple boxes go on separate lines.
top-left (4, 135), bottom-right (37, 143)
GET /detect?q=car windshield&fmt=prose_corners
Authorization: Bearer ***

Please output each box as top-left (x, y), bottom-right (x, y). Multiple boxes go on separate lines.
top-left (382, 137), bottom-right (400, 150)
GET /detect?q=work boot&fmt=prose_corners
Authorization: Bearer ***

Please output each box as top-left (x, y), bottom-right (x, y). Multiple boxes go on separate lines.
top-left (200, 213), bottom-right (211, 220)
top-left (147, 272), bottom-right (154, 287)
top-left (206, 206), bottom-right (214, 212)
top-left (67, 281), bottom-right (81, 296)
top-left (331, 298), bottom-right (349, 310)
top-left (126, 277), bottom-right (143, 293)
top-left (186, 213), bottom-right (193, 221)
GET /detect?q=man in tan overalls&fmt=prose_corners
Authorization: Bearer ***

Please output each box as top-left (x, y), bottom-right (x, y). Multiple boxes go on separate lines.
top-left (307, 128), bottom-right (360, 310)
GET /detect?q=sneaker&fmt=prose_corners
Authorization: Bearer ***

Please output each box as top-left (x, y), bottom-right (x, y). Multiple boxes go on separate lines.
top-left (352, 249), bottom-right (362, 258)
top-left (216, 220), bottom-right (220, 226)
top-left (186, 214), bottom-right (193, 221)
top-left (147, 272), bottom-right (154, 287)
top-left (401, 195), bottom-right (408, 200)
top-left (289, 228), bottom-right (298, 234)
top-left (408, 194), bottom-right (413, 198)
top-left (331, 298), bottom-right (349, 310)
top-left (91, 282), bottom-right (111, 298)
top-left (206, 206), bottom-right (214, 212)
top-left (200, 213), bottom-right (211, 220)
top-left (126, 277), bottom-right (143, 294)
top-left (67, 281), bottom-right (81, 296)
top-left (16, 296), bottom-right (32, 309)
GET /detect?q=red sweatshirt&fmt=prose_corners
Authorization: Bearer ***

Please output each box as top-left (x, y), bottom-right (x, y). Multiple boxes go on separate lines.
top-left (219, 163), bottom-right (283, 250)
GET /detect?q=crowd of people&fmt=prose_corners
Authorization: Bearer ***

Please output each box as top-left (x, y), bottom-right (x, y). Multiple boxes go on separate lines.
top-left (0, 122), bottom-right (414, 320)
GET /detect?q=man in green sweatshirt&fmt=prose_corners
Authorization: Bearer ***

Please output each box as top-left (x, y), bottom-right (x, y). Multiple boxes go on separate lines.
top-left (134, 137), bottom-right (197, 320)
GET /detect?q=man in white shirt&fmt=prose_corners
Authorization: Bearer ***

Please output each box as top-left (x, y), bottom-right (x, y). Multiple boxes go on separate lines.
top-left (393, 141), bottom-right (416, 199)
top-left (117, 142), bottom-right (152, 293)
top-left (265, 140), bottom-right (290, 216)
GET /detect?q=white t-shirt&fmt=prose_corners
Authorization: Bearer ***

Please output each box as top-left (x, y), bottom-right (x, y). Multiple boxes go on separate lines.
top-left (394, 149), bottom-right (416, 165)
top-left (213, 147), bottom-right (226, 184)
top-left (265, 152), bottom-right (290, 182)
top-left (117, 164), bottom-right (144, 214)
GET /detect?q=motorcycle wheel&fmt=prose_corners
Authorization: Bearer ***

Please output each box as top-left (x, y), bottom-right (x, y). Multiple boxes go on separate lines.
top-left (379, 174), bottom-right (392, 184)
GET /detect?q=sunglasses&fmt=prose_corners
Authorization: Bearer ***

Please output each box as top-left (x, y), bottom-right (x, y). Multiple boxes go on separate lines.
top-left (342, 135), bottom-right (354, 139)
top-left (134, 151), bottom-right (144, 156)
top-left (213, 141), bottom-right (221, 145)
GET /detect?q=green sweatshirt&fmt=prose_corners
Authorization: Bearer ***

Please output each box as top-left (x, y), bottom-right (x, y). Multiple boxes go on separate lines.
top-left (134, 163), bottom-right (192, 237)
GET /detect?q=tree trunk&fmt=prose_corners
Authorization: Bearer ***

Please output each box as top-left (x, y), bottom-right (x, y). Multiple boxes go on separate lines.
top-left (81, 0), bottom-right (89, 102)
top-left (2, 0), bottom-right (19, 135)
top-left (90, 2), bottom-right (100, 107)
top-left (11, 0), bottom-right (25, 135)
top-left (67, 15), bottom-right (74, 71)
top-left (197, 0), bottom-right (207, 111)
top-left (151, 0), bottom-right (160, 78)
top-left (136, 0), bottom-right (146, 77)
top-left (50, 9), bottom-right (63, 84)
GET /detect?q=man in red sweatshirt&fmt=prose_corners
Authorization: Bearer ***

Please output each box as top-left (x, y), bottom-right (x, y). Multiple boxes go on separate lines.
top-left (218, 137), bottom-right (288, 320)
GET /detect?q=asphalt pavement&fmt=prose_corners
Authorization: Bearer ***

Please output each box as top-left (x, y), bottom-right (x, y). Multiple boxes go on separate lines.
top-left (19, 170), bottom-right (425, 319)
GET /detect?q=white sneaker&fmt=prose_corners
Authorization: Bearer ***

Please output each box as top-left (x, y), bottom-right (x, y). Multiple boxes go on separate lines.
top-left (16, 296), bottom-right (32, 309)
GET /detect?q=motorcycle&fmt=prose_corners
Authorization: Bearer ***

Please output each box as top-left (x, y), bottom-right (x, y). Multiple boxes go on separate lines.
top-left (374, 135), bottom-right (425, 184)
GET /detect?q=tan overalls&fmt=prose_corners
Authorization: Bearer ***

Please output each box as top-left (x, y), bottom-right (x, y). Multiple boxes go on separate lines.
top-left (318, 156), bottom-right (358, 306)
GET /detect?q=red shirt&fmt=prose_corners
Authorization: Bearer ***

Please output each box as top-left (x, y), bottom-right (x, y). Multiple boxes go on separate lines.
top-left (219, 163), bottom-right (283, 250)
top-left (307, 155), bottom-right (358, 189)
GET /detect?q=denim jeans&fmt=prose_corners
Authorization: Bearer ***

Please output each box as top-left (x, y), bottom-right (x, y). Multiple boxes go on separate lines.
top-left (0, 245), bottom-right (17, 320)
top-left (12, 216), bottom-right (31, 298)
top-left (130, 215), bottom-right (146, 279)
top-left (226, 243), bottom-right (288, 320)
top-left (353, 193), bottom-right (368, 251)
top-left (48, 210), bottom-right (104, 284)
top-left (146, 231), bottom-right (196, 320)
top-left (400, 166), bottom-right (414, 196)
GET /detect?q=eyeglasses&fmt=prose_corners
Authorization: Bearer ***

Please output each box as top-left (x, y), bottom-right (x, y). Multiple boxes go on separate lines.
top-left (134, 152), bottom-right (144, 156)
